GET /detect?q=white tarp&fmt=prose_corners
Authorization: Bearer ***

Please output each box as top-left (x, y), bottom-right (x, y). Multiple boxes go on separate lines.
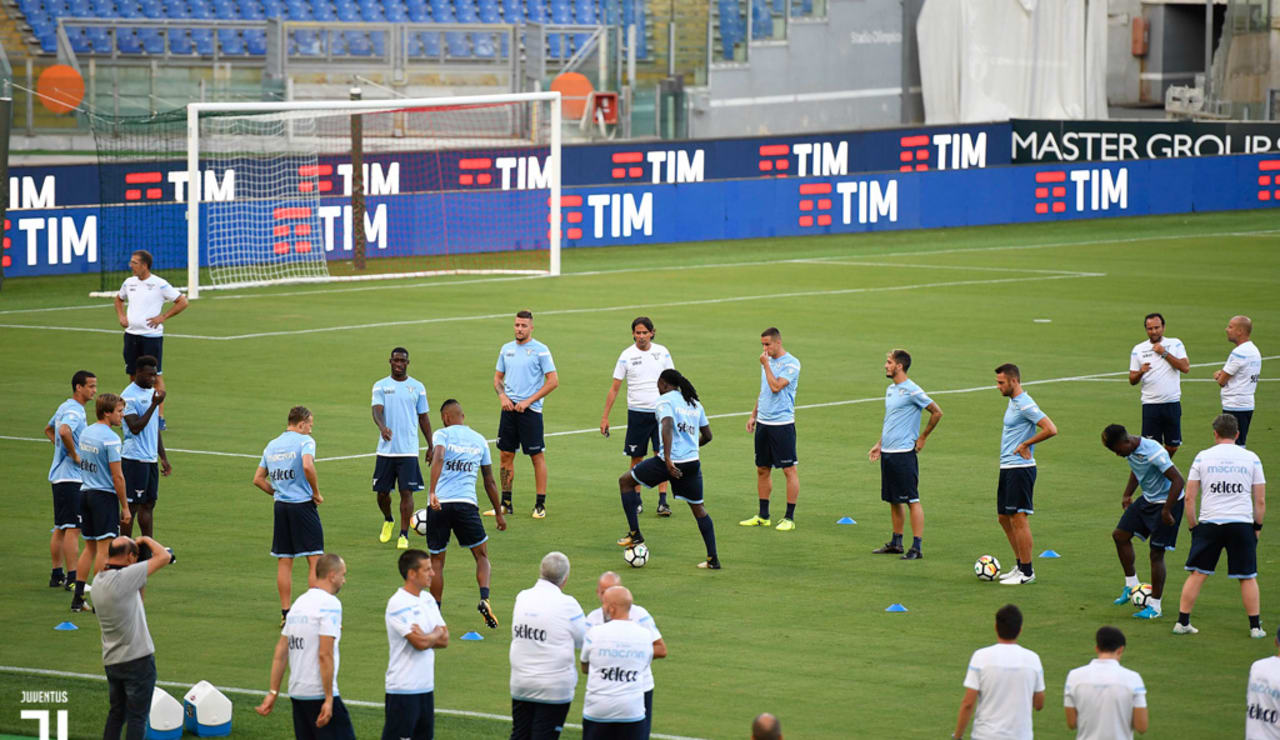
top-left (918, 0), bottom-right (1108, 123)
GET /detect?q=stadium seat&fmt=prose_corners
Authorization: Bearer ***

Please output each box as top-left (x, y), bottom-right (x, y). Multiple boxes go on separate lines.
top-left (444, 30), bottom-right (468, 56)
top-left (418, 29), bottom-right (440, 56)
top-left (86, 25), bottom-right (111, 49)
top-left (211, 2), bottom-right (235, 16)
top-left (358, 1), bottom-right (384, 20)
top-left (312, 2), bottom-right (335, 19)
top-left (244, 27), bottom-right (266, 52)
top-left (167, 27), bottom-right (192, 52)
top-left (574, 0), bottom-right (594, 23)
top-left (191, 26), bottom-right (213, 52)
top-left (217, 27), bottom-right (247, 53)
top-left (405, 3), bottom-right (427, 21)
top-left (385, 3), bottom-right (405, 20)
top-left (67, 27), bottom-right (90, 53)
top-left (750, 0), bottom-right (770, 39)
top-left (116, 29), bottom-right (143, 51)
top-left (292, 27), bottom-right (321, 54)
top-left (370, 29), bottom-right (385, 54)
top-left (343, 29), bottom-right (370, 54)
top-left (137, 26), bottom-right (164, 51)
top-left (38, 32), bottom-right (57, 52)
top-left (334, 2), bottom-right (356, 19)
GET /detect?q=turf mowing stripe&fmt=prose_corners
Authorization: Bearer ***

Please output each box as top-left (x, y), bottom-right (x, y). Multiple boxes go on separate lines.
top-left (0, 666), bottom-right (708, 740)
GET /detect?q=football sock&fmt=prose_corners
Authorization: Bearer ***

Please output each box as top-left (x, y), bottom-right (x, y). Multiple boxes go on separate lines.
top-left (1178, 612), bottom-right (1191, 626)
top-left (1148, 597), bottom-right (1161, 612)
top-left (480, 587), bottom-right (490, 601)
top-left (696, 514), bottom-right (717, 559)
top-left (758, 499), bottom-right (769, 519)
top-left (74, 580), bottom-right (85, 599)
top-left (281, 608), bottom-right (289, 621)
top-left (501, 491), bottom-right (512, 505)
top-left (66, 570), bottom-right (76, 584)
top-left (1018, 561), bottom-right (1033, 576)
top-left (658, 491), bottom-right (668, 506)
top-left (911, 537), bottom-right (922, 552)
top-left (383, 514), bottom-right (394, 522)
top-left (890, 533), bottom-right (903, 547)
top-left (622, 492), bottom-right (642, 534)
top-left (784, 503), bottom-right (796, 520)
top-left (535, 494), bottom-right (546, 508)
top-left (400, 529), bottom-right (408, 537)
top-left (1124, 574), bottom-right (1139, 588)
top-left (1251, 615), bottom-right (1263, 630)
top-left (51, 567), bottom-right (63, 580)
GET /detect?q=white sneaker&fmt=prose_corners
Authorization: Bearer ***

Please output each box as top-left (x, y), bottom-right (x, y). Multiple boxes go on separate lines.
top-left (1000, 572), bottom-right (1036, 586)
top-left (1172, 622), bottom-right (1199, 635)
top-left (997, 569), bottom-right (1021, 581)
top-left (1252, 627), bottom-right (1268, 639)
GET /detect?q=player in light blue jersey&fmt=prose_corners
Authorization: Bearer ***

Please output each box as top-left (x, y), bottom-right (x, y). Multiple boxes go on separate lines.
top-left (371, 347), bottom-right (433, 550)
top-left (492, 310), bottom-right (559, 519)
top-left (1103, 424), bottom-right (1186, 619)
top-left (426, 399), bottom-right (507, 629)
top-left (70, 393), bottom-right (131, 612)
top-left (741, 327), bottom-right (802, 532)
top-left (868, 350), bottom-right (943, 561)
top-left (43, 370), bottom-right (96, 590)
top-left (618, 369), bottom-right (720, 569)
top-left (994, 364), bottom-right (1057, 586)
top-left (254, 405), bottom-right (324, 625)
top-left (120, 355), bottom-right (169, 539)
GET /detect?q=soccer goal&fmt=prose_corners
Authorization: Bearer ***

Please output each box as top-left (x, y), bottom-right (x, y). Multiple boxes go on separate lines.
top-left (176, 92), bottom-right (561, 298)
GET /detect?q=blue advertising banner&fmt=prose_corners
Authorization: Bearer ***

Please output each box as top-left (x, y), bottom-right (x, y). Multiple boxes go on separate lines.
top-left (5, 152), bottom-right (1278, 278)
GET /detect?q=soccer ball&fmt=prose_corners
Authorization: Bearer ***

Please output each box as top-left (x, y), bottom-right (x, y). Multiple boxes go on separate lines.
top-left (410, 508), bottom-right (429, 536)
top-left (624, 544), bottom-right (649, 568)
top-left (1130, 583), bottom-right (1154, 608)
top-left (974, 555), bottom-right (1001, 581)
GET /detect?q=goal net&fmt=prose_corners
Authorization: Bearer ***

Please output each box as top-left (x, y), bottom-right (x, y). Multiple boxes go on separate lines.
top-left (93, 92), bottom-right (561, 297)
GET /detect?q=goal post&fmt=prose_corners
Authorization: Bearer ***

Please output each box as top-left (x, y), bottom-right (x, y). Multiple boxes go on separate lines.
top-left (182, 91), bottom-right (561, 299)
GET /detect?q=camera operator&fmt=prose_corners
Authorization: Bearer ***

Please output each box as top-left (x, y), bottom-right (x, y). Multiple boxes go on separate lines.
top-left (95, 535), bottom-right (173, 740)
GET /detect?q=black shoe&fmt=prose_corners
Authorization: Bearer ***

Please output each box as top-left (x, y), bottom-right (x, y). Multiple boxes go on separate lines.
top-left (64, 581), bottom-right (75, 592)
top-left (656, 503), bottom-right (672, 517)
top-left (901, 549), bottom-right (923, 560)
top-left (617, 532), bottom-right (645, 547)
top-left (70, 598), bottom-right (93, 614)
top-left (872, 542), bottom-right (904, 554)
top-left (478, 599), bottom-right (499, 629)
top-left (697, 557), bottom-right (722, 570)
top-left (49, 574), bottom-right (64, 588)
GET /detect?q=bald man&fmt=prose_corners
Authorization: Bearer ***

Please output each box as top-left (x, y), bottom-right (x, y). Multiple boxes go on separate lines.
top-left (580, 587), bottom-right (654, 740)
top-left (751, 713), bottom-right (782, 740)
top-left (585, 573), bottom-right (667, 737)
top-left (1215, 315), bottom-right (1262, 446)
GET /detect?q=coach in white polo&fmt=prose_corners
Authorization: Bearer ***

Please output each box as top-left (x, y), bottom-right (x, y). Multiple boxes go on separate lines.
top-left (384, 549), bottom-right (448, 740)
top-left (113, 249), bottom-right (187, 422)
top-left (585, 572), bottom-right (667, 738)
top-left (1128, 312), bottom-right (1189, 457)
top-left (1063, 626), bottom-right (1148, 739)
top-left (952, 604), bottom-right (1044, 740)
top-left (580, 585), bottom-right (653, 740)
top-left (508, 551), bottom-right (588, 740)
top-left (601, 317), bottom-right (676, 516)
top-left (1215, 314), bottom-right (1262, 447)
top-left (1174, 413), bottom-right (1267, 638)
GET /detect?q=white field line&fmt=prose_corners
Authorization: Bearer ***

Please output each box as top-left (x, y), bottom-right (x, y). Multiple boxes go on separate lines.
top-left (10, 358), bottom-right (1271, 464)
top-left (792, 259), bottom-right (1102, 277)
top-left (0, 273), bottom-right (1101, 341)
top-left (2, 225), bottom-right (1277, 316)
top-left (1077, 377), bottom-right (1279, 383)
top-left (0, 665), bottom-right (705, 740)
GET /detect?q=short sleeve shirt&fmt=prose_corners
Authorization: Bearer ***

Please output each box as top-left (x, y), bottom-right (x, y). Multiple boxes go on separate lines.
top-left (881, 379), bottom-right (934, 453)
top-left (508, 579), bottom-right (588, 704)
top-left (586, 604), bottom-right (662, 692)
top-left (496, 339), bottom-right (556, 412)
top-left (431, 425), bottom-right (492, 505)
top-left (580, 620), bottom-right (653, 723)
top-left (756, 352), bottom-right (800, 425)
top-left (1247, 656), bottom-right (1280, 739)
top-left (260, 431), bottom-right (316, 503)
top-left (371, 376), bottom-right (429, 457)
top-left (963, 643), bottom-right (1045, 740)
top-left (48, 398), bottom-right (88, 483)
top-left (655, 390), bottom-right (709, 463)
top-left (1000, 392), bottom-right (1047, 468)
top-left (93, 561), bottom-right (153, 666)
top-left (1126, 437), bottom-right (1176, 503)
top-left (1222, 340), bottom-right (1262, 411)
top-left (1190, 442), bottom-right (1266, 524)
top-left (284, 588), bottom-right (343, 700)
top-left (118, 274), bottom-right (181, 337)
top-left (385, 588), bottom-right (445, 694)
top-left (120, 382), bottom-right (159, 463)
top-left (78, 423), bottom-right (122, 493)
top-left (613, 343), bottom-right (674, 411)
top-left (1130, 337), bottom-right (1187, 404)
top-left (1063, 658), bottom-right (1146, 740)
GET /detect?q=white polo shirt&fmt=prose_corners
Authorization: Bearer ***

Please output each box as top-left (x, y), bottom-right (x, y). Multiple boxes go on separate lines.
top-left (613, 343), bottom-right (674, 411)
top-left (384, 587), bottom-right (446, 695)
top-left (508, 579), bottom-right (588, 704)
top-left (586, 603), bottom-right (661, 693)
top-left (1222, 340), bottom-right (1262, 411)
top-left (1063, 658), bottom-right (1146, 740)
top-left (1129, 337), bottom-right (1186, 404)
top-left (963, 642), bottom-right (1045, 740)
top-left (580, 619), bottom-right (653, 724)
top-left (118, 274), bottom-right (181, 337)
top-left (1248, 655), bottom-right (1280, 739)
top-left (283, 588), bottom-right (343, 700)
top-left (1190, 442), bottom-right (1266, 524)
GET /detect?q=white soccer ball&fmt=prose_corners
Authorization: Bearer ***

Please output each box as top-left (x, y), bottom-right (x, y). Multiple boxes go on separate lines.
top-left (1130, 583), bottom-right (1154, 608)
top-left (410, 508), bottom-right (429, 536)
top-left (624, 544), bottom-right (649, 568)
top-left (974, 555), bottom-right (1001, 581)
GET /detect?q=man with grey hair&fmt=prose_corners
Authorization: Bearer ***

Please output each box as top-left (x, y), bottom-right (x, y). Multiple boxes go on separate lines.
top-left (585, 572), bottom-right (667, 738)
top-left (508, 552), bottom-right (588, 739)
top-left (751, 713), bottom-right (782, 740)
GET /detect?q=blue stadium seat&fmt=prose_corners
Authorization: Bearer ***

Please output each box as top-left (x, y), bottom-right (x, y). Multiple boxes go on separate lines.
top-left (790, 0), bottom-right (809, 15)
top-left (574, 0), bottom-right (595, 23)
top-left (455, 0), bottom-right (476, 20)
top-left (751, 0), bottom-right (771, 38)
top-left (385, 3), bottom-right (405, 20)
top-left (139, 0), bottom-right (162, 16)
top-left (116, 29), bottom-right (142, 51)
top-left (38, 32), bottom-right (57, 52)
top-left (405, 3), bottom-right (427, 20)
top-left (86, 25), bottom-right (111, 49)
top-left (717, 0), bottom-right (739, 59)
top-left (477, 3), bottom-right (497, 22)
top-left (418, 29), bottom-right (440, 56)
top-left (191, 26), bottom-right (213, 52)
top-left (137, 26), bottom-right (164, 51)
top-left (344, 29), bottom-right (370, 54)
top-left (312, 2), bottom-right (335, 19)
top-left (358, 2), bottom-right (383, 20)
top-left (244, 27), bottom-right (266, 52)
top-left (211, 2), bottom-right (236, 17)
top-left (549, 0), bottom-right (569, 21)
top-left (370, 29), bottom-right (384, 54)
top-left (473, 30), bottom-right (494, 56)
top-left (445, 30), bottom-right (468, 56)
top-left (334, 3), bottom-right (356, 19)
top-left (292, 27), bottom-right (321, 54)
top-left (67, 27), bottom-right (90, 53)
top-left (218, 27), bottom-right (248, 53)
top-left (167, 28), bottom-right (192, 52)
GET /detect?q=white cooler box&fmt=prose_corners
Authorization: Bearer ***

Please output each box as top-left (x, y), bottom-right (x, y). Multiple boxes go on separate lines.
top-left (182, 680), bottom-right (232, 737)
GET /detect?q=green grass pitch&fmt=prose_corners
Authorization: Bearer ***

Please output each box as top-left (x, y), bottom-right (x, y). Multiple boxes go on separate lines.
top-left (1, 210), bottom-right (1278, 739)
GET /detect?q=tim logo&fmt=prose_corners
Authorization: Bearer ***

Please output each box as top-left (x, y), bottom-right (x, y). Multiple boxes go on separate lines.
top-left (1034, 169), bottom-right (1127, 214)
top-left (797, 180), bottom-right (897, 227)
top-left (298, 162), bottom-right (399, 196)
top-left (899, 133), bottom-right (987, 172)
top-left (551, 194), bottom-right (585, 240)
top-left (610, 150), bottom-right (704, 183)
top-left (125, 168), bottom-right (235, 203)
top-left (123, 171), bottom-right (165, 201)
top-left (3, 218), bottom-right (10, 268)
top-left (757, 144), bottom-right (791, 175)
top-left (20, 710), bottom-right (68, 740)
top-left (457, 158), bottom-right (496, 187)
top-left (1257, 160), bottom-right (1280, 202)
top-left (272, 206), bottom-right (315, 254)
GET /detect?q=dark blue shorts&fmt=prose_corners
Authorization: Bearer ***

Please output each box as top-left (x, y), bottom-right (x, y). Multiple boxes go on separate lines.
top-left (510, 699), bottom-right (571, 740)
top-left (80, 489), bottom-right (120, 540)
top-left (754, 423), bottom-right (797, 469)
top-left (123, 459), bottom-right (159, 504)
top-left (880, 451), bottom-right (919, 504)
top-left (383, 691), bottom-right (434, 740)
top-left (498, 409), bottom-right (545, 455)
top-left (1141, 402), bottom-right (1182, 447)
top-left (1185, 521), bottom-right (1258, 578)
top-left (997, 467), bottom-right (1036, 516)
top-left (1116, 496), bottom-right (1183, 550)
top-left (1225, 409), bottom-right (1254, 447)
top-left (581, 718), bottom-right (646, 740)
top-left (624, 409), bottom-right (660, 458)
top-left (272, 500), bottom-right (324, 558)
top-left (122, 333), bottom-right (164, 375)
top-left (373, 455), bottom-right (425, 493)
top-left (426, 502), bottom-right (487, 553)
top-left (290, 696), bottom-right (355, 740)
top-left (631, 457), bottom-right (703, 504)
top-left (52, 481), bottom-right (82, 529)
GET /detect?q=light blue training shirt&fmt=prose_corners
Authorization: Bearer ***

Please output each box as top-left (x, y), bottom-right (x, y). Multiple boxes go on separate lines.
top-left (881, 379), bottom-right (934, 453)
top-left (1000, 392), bottom-right (1047, 468)
top-left (431, 425), bottom-right (492, 505)
top-left (756, 352), bottom-right (801, 425)
top-left (120, 382), bottom-right (160, 462)
top-left (260, 430), bottom-right (317, 503)
top-left (655, 389), bottom-right (709, 463)
top-left (48, 399), bottom-right (87, 483)
top-left (371, 375), bottom-right (429, 457)
top-left (496, 339), bottom-right (557, 412)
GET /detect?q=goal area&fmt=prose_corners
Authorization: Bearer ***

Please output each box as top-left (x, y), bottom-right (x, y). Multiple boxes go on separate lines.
top-left (93, 92), bottom-right (561, 298)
